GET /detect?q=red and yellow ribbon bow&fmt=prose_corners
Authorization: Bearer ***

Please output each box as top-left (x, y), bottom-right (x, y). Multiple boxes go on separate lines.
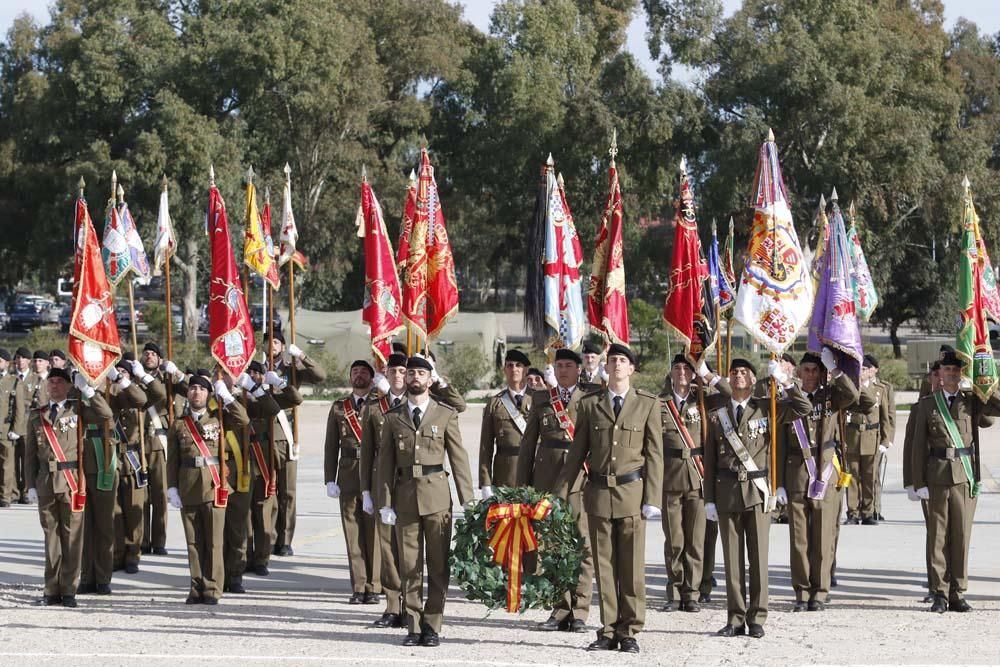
top-left (485, 498), bottom-right (553, 612)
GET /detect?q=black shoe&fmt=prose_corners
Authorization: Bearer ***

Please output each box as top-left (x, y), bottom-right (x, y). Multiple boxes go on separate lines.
top-left (922, 593), bottom-right (935, 603)
top-left (680, 600), bottom-right (701, 612)
top-left (76, 583), bottom-right (96, 595)
top-left (62, 596), bottom-right (78, 608)
top-left (876, 512), bottom-right (885, 521)
top-left (419, 627), bottom-right (440, 647)
top-left (40, 595), bottom-right (62, 606)
top-left (153, 547), bottom-right (168, 556)
top-left (277, 545), bottom-right (293, 557)
top-left (930, 596), bottom-right (947, 613)
top-left (185, 595), bottom-right (202, 605)
top-left (363, 592), bottom-right (380, 605)
top-left (141, 546), bottom-right (152, 555)
top-left (374, 612), bottom-right (401, 628)
top-left (349, 592), bottom-right (365, 605)
top-left (95, 584), bottom-right (112, 595)
top-left (18, 497), bottom-right (29, 504)
top-left (660, 600), bottom-right (676, 612)
top-left (253, 565), bottom-right (270, 577)
top-left (949, 599), bottom-right (972, 612)
top-left (698, 593), bottom-right (711, 603)
top-left (402, 633), bottom-right (421, 646)
top-left (716, 624), bottom-right (745, 637)
top-left (202, 597), bottom-right (219, 606)
top-left (861, 516), bottom-right (878, 526)
top-left (228, 579), bottom-right (246, 594)
top-left (792, 601), bottom-right (808, 612)
top-left (808, 600), bottom-right (825, 611)
top-left (124, 563), bottom-right (139, 574)
top-left (830, 576), bottom-right (838, 588)
top-left (843, 513), bottom-right (857, 525)
top-left (567, 619), bottom-right (587, 632)
top-left (618, 637), bottom-right (639, 654)
top-left (586, 636), bottom-right (619, 651)
top-left (537, 616), bottom-right (565, 631)
top-left (748, 623), bottom-right (765, 639)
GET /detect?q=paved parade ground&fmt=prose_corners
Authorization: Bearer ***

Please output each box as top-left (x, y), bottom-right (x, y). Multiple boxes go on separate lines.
top-left (1, 401), bottom-right (999, 665)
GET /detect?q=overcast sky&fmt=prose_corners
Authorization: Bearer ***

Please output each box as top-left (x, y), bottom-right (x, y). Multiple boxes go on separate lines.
top-left (2, 0), bottom-right (998, 83)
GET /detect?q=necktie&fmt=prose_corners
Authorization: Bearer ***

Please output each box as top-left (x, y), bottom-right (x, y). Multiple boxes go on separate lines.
top-left (514, 393), bottom-right (523, 410)
top-left (49, 403), bottom-right (59, 424)
top-left (613, 395), bottom-right (623, 418)
top-left (948, 394), bottom-right (955, 410)
top-left (355, 397), bottom-right (364, 412)
top-left (561, 388), bottom-right (571, 404)
top-left (392, 396), bottom-right (401, 408)
top-left (736, 404), bottom-right (744, 424)
top-left (412, 407), bottom-right (422, 429)
top-left (676, 396), bottom-right (685, 411)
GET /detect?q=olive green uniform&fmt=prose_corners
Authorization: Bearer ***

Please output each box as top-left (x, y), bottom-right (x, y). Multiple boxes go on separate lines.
top-left (0, 372), bottom-right (18, 504)
top-left (479, 388), bottom-right (532, 489)
top-left (15, 371), bottom-right (49, 502)
top-left (844, 382), bottom-right (882, 519)
top-left (142, 368), bottom-right (181, 553)
top-left (873, 379), bottom-right (896, 517)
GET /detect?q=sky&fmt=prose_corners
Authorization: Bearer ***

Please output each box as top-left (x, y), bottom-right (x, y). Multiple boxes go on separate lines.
top-left (1, 0), bottom-right (999, 82)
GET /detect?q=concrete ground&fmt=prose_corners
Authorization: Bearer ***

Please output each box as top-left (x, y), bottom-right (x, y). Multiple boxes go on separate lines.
top-left (1, 402), bottom-right (999, 665)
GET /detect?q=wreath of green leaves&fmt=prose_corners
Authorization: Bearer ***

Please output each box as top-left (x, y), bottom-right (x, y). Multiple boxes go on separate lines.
top-left (451, 486), bottom-right (584, 613)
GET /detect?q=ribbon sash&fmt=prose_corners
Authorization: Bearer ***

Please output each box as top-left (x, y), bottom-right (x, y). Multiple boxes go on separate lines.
top-left (182, 416), bottom-right (222, 492)
top-left (40, 417), bottom-right (85, 511)
top-left (343, 398), bottom-right (364, 441)
top-left (92, 427), bottom-right (116, 492)
top-left (499, 391), bottom-right (527, 434)
top-left (665, 398), bottom-right (704, 478)
top-left (485, 499), bottom-right (553, 612)
top-left (277, 409), bottom-right (297, 460)
top-left (251, 440), bottom-right (275, 498)
top-left (548, 387), bottom-right (575, 440)
top-left (713, 407), bottom-right (772, 508)
top-left (146, 406), bottom-right (168, 454)
top-left (932, 391), bottom-right (979, 497)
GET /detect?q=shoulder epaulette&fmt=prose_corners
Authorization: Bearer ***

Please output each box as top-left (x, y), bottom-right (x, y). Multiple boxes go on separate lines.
top-left (634, 388), bottom-right (657, 399)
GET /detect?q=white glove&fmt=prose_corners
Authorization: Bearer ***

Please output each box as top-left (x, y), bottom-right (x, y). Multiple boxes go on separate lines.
top-left (641, 504), bottom-right (661, 519)
top-left (213, 380), bottom-right (234, 405)
top-left (380, 507), bottom-right (397, 526)
top-left (167, 487), bottom-right (182, 509)
top-left (906, 486), bottom-right (920, 502)
top-left (543, 364), bottom-right (557, 388)
top-left (163, 360), bottom-right (180, 378)
top-left (695, 361), bottom-right (711, 379)
top-left (820, 347), bottom-right (837, 371)
top-left (776, 487), bottom-right (788, 506)
top-left (27, 488), bottom-right (38, 504)
top-left (878, 444), bottom-right (889, 454)
top-left (959, 378), bottom-right (973, 391)
top-left (597, 362), bottom-right (609, 382)
top-left (264, 370), bottom-right (287, 389)
top-left (130, 360), bottom-right (152, 384)
top-left (238, 373), bottom-right (256, 392)
top-left (481, 485), bottom-right (493, 501)
top-left (108, 366), bottom-right (120, 382)
top-left (767, 359), bottom-right (789, 385)
top-left (373, 372), bottom-right (390, 394)
top-left (118, 376), bottom-right (132, 389)
top-left (704, 502), bottom-right (719, 522)
top-left (326, 481), bottom-right (341, 498)
top-left (7, 431), bottom-right (19, 441)
top-left (287, 343), bottom-right (303, 358)
top-left (73, 372), bottom-right (95, 400)
top-left (362, 491), bottom-right (374, 515)
top-left (916, 487), bottom-right (930, 501)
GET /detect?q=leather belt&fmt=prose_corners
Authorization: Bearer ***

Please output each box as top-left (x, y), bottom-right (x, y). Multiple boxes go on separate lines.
top-left (181, 455), bottom-right (219, 468)
top-left (930, 447), bottom-right (972, 460)
top-left (396, 464), bottom-right (444, 480)
top-left (541, 439), bottom-right (571, 450)
top-left (340, 447), bottom-right (361, 460)
top-left (717, 467), bottom-right (769, 481)
top-left (125, 444), bottom-right (141, 452)
top-left (790, 441), bottom-right (838, 456)
top-left (154, 427), bottom-right (168, 437)
top-left (665, 447), bottom-right (703, 459)
top-left (588, 468), bottom-right (642, 488)
top-left (497, 445), bottom-right (520, 456)
top-left (50, 461), bottom-right (77, 471)
top-left (847, 421), bottom-right (880, 431)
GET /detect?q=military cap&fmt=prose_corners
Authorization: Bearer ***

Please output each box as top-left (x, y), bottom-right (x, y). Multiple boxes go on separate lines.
top-left (555, 348), bottom-right (582, 364)
top-left (505, 349), bottom-right (530, 366)
top-left (607, 343), bottom-right (636, 365)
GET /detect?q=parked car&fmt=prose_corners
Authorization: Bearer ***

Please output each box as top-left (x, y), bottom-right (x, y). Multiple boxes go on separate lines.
top-left (250, 305), bottom-right (282, 336)
top-left (38, 301), bottom-right (60, 325)
top-left (115, 300), bottom-right (142, 330)
top-left (199, 304), bottom-right (209, 333)
top-left (59, 304), bottom-right (72, 333)
top-left (0, 305), bottom-right (9, 331)
top-left (9, 303), bottom-right (42, 330)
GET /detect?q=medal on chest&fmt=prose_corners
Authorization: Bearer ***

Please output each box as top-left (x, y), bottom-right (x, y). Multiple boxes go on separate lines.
top-left (202, 422), bottom-right (220, 442)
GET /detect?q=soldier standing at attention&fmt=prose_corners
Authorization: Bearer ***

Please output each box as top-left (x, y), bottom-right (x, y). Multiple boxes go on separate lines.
top-left (843, 359), bottom-right (885, 525)
top-left (579, 341), bottom-right (606, 385)
top-left (705, 358), bottom-right (811, 639)
top-left (25, 368), bottom-right (113, 607)
top-left (554, 343), bottom-right (663, 654)
top-left (377, 356), bottom-right (474, 647)
top-left (479, 349), bottom-right (532, 498)
top-left (0, 348), bottom-right (16, 507)
top-left (867, 355), bottom-right (895, 521)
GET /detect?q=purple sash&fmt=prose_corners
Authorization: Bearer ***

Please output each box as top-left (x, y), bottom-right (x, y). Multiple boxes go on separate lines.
top-left (792, 418), bottom-right (834, 500)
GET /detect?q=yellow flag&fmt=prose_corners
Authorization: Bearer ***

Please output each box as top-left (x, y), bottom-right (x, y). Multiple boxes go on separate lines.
top-left (244, 180), bottom-right (278, 288)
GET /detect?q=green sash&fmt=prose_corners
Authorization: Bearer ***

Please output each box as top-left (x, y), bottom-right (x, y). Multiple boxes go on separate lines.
top-left (932, 391), bottom-right (979, 497)
top-left (89, 425), bottom-right (117, 492)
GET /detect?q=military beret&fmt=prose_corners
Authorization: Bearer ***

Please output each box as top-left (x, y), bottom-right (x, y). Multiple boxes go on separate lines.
top-left (188, 374), bottom-right (214, 392)
top-left (607, 343), bottom-right (636, 365)
top-left (33, 350), bottom-right (50, 361)
top-left (15, 346), bottom-right (31, 359)
top-left (48, 367), bottom-right (72, 382)
top-left (143, 341), bottom-right (163, 357)
top-left (582, 340), bottom-right (602, 356)
top-left (863, 354), bottom-right (879, 369)
top-left (386, 352), bottom-right (408, 368)
top-left (781, 352), bottom-right (796, 365)
top-left (729, 358), bottom-right (757, 375)
top-left (115, 357), bottom-right (133, 373)
top-left (407, 355), bottom-right (434, 372)
top-left (939, 344), bottom-right (955, 354)
top-left (351, 359), bottom-right (375, 376)
top-left (247, 360), bottom-right (265, 374)
top-left (122, 351), bottom-right (135, 362)
top-left (930, 361), bottom-right (941, 372)
top-left (272, 332), bottom-right (285, 345)
top-left (392, 341), bottom-right (407, 354)
top-left (939, 352), bottom-right (966, 369)
top-left (527, 367), bottom-right (543, 378)
top-left (195, 368), bottom-right (212, 379)
top-left (505, 349), bottom-right (530, 366)
top-left (0, 348), bottom-right (10, 362)
top-left (670, 353), bottom-right (694, 371)
top-left (799, 352), bottom-right (823, 367)
top-left (555, 348), bottom-right (582, 364)
top-left (49, 349), bottom-right (67, 361)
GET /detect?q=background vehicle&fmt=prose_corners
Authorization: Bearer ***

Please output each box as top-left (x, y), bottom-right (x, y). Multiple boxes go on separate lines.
top-left (0, 305), bottom-right (9, 331)
top-left (9, 303), bottom-right (42, 330)
top-left (250, 305), bottom-right (282, 336)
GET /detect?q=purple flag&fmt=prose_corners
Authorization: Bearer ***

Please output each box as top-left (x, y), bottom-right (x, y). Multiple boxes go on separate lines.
top-left (807, 192), bottom-right (863, 383)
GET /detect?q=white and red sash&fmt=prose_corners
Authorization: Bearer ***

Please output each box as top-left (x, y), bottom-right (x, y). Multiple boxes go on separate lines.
top-left (342, 397), bottom-right (364, 441)
top-left (40, 416), bottom-right (85, 511)
top-left (665, 398), bottom-right (705, 478)
top-left (548, 387), bottom-right (576, 440)
top-left (183, 416), bottom-right (221, 491)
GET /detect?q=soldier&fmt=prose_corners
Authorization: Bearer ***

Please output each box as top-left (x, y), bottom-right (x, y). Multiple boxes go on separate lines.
top-left (479, 349), bottom-right (532, 497)
top-left (49, 349), bottom-right (68, 369)
top-left (775, 350), bottom-right (858, 612)
top-left (167, 373), bottom-right (249, 604)
top-left (13, 349), bottom-right (51, 504)
top-left (705, 358), bottom-right (810, 639)
top-left (246, 361), bottom-right (302, 579)
top-left (325, 359), bottom-right (381, 605)
top-left (658, 354), bottom-right (729, 613)
top-left (868, 355), bottom-right (895, 521)
top-left (904, 360), bottom-right (939, 603)
top-left (579, 341), bottom-right (605, 385)
top-left (25, 368), bottom-right (113, 607)
top-left (1, 348), bottom-right (16, 507)
top-left (377, 356), bottom-right (474, 647)
top-left (517, 348), bottom-right (597, 632)
top-left (526, 367), bottom-right (546, 391)
top-left (843, 359), bottom-right (884, 525)
top-left (266, 332), bottom-right (326, 556)
top-left (361, 351), bottom-right (466, 628)
top-left (554, 343), bottom-right (663, 654)
top-left (910, 352), bottom-right (1000, 612)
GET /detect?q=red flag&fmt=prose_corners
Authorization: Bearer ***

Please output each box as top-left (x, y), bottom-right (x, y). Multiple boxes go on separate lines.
top-left (207, 183), bottom-right (255, 379)
top-left (260, 198), bottom-right (282, 288)
top-left (663, 158), bottom-right (716, 364)
top-left (587, 150), bottom-right (629, 345)
top-left (357, 177), bottom-right (404, 365)
top-left (69, 192), bottom-right (121, 384)
top-left (396, 169), bottom-right (418, 328)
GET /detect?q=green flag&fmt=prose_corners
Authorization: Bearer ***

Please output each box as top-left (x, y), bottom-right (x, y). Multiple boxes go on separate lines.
top-left (957, 177), bottom-right (998, 401)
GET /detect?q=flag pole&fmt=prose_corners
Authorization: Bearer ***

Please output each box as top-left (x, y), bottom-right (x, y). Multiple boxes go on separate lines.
top-left (209, 164), bottom-right (229, 509)
top-left (726, 217), bottom-right (734, 372)
top-left (239, 167), bottom-right (254, 489)
top-left (285, 163), bottom-right (299, 445)
top-left (266, 186), bottom-right (277, 497)
top-left (119, 181), bottom-right (148, 479)
top-left (76, 176), bottom-right (88, 505)
top-left (162, 175), bottom-right (175, 421)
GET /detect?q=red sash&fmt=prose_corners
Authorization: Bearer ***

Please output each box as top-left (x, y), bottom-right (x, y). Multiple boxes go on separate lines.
top-left (378, 395), bottom-right (391, 415)
top-left (182, 416), bottom-right (222, 492)
top-left (40, 416), bottom-right (86, 512)
top-left (250, 438), bottom-right (276, 498)
top-left (548, 387), bottom-right (576, 440)
top-left (665, 399), bottom-right (705, 478)
top-left (343, 398), bottom-right (363, 441)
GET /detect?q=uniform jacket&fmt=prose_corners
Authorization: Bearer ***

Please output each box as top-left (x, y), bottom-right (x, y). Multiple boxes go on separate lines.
top-left (659, 378), bottom-right (733, 496)
top-left (479, 387), bottom-right (532, 487)
top-left (247, 384), bottom-right (302, 473)
top-left (909, 389), bottom-right (1000, 489)
top-left (14, 371), bottom-right (49, 436)
top-left (166, 399), bottom-right (250, 506)
top-left (229, 391), bottom-right (280, 489)
top-left (325, 393), bottom-right (370, 496)
top-left (844, 382), bottom-right (881, 456)
top-left (0, 372), bottom-right (17, 442)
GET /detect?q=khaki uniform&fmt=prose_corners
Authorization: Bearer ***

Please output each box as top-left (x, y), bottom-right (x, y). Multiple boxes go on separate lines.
top-left (325, 394), bottom-right (380, 595)
top-left (0, 372), bottom-right (18, 504)
top-left (844, 383), bottom-right (882, 519)
top-left (15, 371), bottom-right (49, 502)
top-left (704, 385), bottom-right (811, 628)
top-left (554, 387), bottom-right (664, 641)
top-left (517, 383), bottom-right (598, 623)
top-left (377, 397), bottom-right (474, 634)
top-left (479, 388), bottom-right (531, 488)
top-left (25, 391), bottom-right (113, 598)
top-left (167, 399), bottom-right (249, 601)
top-left (910, 389), bottom-right (1000, 602)
top-left (142, 369), bottom-right (180, 553)
top-left (248, 384), bottom-right (302, 569)
top-left (270, 352), bottom-right (326, 551)
top-left (776, 374), bottom-right (857, 604)
top-left (873, 379), bottom-right (896, 517)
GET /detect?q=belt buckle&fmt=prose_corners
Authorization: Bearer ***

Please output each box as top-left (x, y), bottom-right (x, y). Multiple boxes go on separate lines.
top-left (737, 467), bottom-right (748, 483)
top-left (412, 464), bottom-right (423, 477)
top-left (194, 456), bottom-right (204, 468)
top-left (606, 473), bottom-right (617, 488)
top-left (946, 450), bottom-right (956, 461)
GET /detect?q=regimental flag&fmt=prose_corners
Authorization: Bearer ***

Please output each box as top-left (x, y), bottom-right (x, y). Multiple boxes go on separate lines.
top-left (526, 156), bottom-right (586, 352)
top-left (721, 216), bottom-right (737, 314)
top-left (277, 164), bottom-right (299, 268)
top-left (733, 129), bottom-right (813, 356)
top-left (845, 202), bottom-right (878, 321)
top-left (356, 176), bottom-right (404, 365)
top-left (260, 195), bottom-right (281, 289)
top-left (207, 182), bottom-right (255, 379)
top-left (70, 190), bottom-right (121, 384)
top-left (709, 220), bottom-right (736, 314)
top-left (664, 158), bottom-right (716, 365)
top-left (152, 184), bottom-right (176, 277)
top-left (957, 177), bottom-right (999, 401)
top-left (808, 191), bottom-right (863, 383)
top-left (587, 141), bottom-right (629, 345)
top-left (102, 198), bottom-right (133, 287)
top-left (395, 169), bottom-right (418, 281)
top-left (958, 187), bottom-right (1000, 323)
top-left (118, 201), bottom-right (151, 285)
top-left (244, 179), bottom-right (279, 289)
